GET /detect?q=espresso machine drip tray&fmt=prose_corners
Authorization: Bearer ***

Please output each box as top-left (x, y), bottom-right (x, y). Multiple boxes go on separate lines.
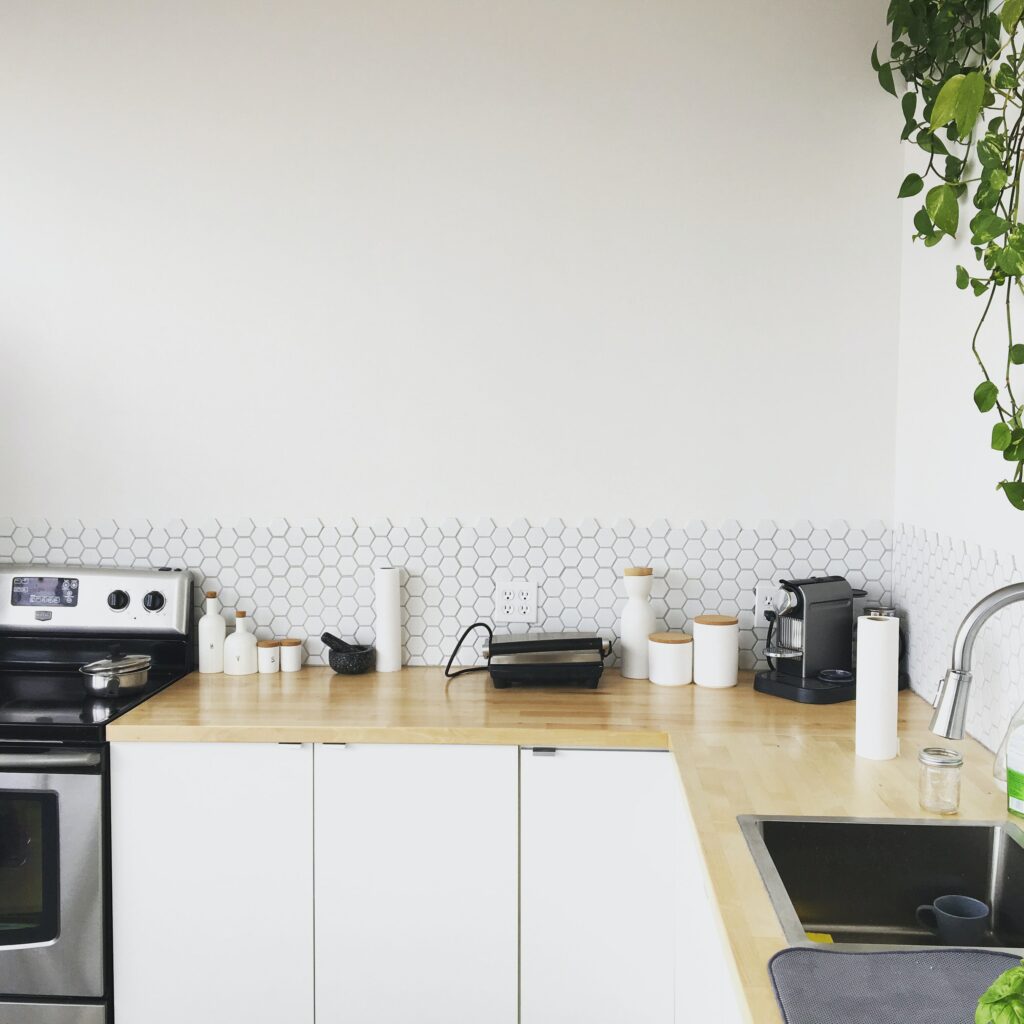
top-left (754, 667), bottom-right (858, 704)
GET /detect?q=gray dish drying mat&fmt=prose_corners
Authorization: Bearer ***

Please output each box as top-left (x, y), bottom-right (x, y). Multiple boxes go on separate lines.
top-left (769, 947), bottom-right (1022, 1024)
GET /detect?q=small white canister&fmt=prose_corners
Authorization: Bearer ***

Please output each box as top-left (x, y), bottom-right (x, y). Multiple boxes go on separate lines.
top-left (257, 639), bottom-right (281, 674)
top-left (647, 632), bottom-right (693, 686)
top-left (280, 638), bottom-right (304, 672)
top-left (692, 614), bottom-right (739, 688)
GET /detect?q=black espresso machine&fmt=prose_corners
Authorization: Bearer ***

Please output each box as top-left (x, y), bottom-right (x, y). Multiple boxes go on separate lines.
top-left (753, 575), bottom-right (906, 704)
top-left (0, 564), bottom-right (194, 1023)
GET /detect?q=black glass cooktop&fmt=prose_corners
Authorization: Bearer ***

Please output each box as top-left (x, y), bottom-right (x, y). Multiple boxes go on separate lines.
top-left (0, 669), bottom-right (183, 743)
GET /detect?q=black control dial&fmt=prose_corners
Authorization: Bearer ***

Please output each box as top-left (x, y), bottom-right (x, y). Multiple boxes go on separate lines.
top-left (143, 591), bottom-right (165, 612)
top-left (107, 590), bottom-right (130, 611)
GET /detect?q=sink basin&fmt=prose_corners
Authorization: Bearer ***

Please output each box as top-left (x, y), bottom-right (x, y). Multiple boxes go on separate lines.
top-left (739, 815), bottom-right (1024, 950)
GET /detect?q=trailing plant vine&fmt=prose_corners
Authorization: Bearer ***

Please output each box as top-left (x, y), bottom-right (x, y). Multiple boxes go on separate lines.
top-left (876, 0), bottom-right (1024, 508)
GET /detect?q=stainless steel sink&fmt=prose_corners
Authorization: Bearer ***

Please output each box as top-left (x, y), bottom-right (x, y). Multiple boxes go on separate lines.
top-left (739, 815), bottom-right (1024, 950)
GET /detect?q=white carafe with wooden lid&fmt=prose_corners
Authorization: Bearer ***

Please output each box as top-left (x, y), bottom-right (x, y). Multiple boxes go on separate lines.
top-left (223, 610), bottom-right (258, 676)
top-left (620, 567), bottom-right (656, 679)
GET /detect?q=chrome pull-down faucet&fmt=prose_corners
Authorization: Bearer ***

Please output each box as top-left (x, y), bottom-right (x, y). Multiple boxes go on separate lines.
top-left (930, 582), bottom-right (1024, 740)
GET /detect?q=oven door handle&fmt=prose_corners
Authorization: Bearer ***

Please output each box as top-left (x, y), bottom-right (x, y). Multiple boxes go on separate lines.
top-left (0, 750), bottom-right (102, 770)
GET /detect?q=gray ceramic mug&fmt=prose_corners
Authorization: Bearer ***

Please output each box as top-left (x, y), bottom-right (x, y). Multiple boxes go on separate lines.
top-left (916, 894), bottom-right (989, 945)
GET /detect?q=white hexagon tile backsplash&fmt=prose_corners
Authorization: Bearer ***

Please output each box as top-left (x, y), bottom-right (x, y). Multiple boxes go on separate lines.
top-left (0, 517), bottom-right (891, 671)
top-left (893, 523), bottom-right (1024, 752)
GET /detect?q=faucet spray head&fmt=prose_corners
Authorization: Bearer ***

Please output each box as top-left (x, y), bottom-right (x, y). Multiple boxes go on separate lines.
top-left (929, 668), bottom-right (973, 740)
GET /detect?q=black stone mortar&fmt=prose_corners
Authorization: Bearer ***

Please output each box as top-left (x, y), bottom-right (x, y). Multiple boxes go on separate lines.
top-left (328, 645), bottom-right (376, 675)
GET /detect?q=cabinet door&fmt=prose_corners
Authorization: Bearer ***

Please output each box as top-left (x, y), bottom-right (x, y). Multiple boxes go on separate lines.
top-left (521, 748), bottom-right (675, 1024)
top-left (111, 742), bottom-right (313, 1024)
top-left (672, 778), bottom-right (744, 1023)
top-left (314, 743), bottom-right (518, 1024)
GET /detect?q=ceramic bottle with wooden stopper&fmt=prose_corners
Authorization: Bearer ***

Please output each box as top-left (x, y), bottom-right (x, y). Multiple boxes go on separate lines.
top-left (223, 610), bottom-right (258, 676)
top-left (620, 567), bottom-right (656, 679)
top-left (198, 590), bottom-right (226, 673)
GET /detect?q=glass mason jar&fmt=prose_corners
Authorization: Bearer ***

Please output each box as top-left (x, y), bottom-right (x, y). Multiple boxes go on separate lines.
top-left (918, 747), bottom-right (963, 815)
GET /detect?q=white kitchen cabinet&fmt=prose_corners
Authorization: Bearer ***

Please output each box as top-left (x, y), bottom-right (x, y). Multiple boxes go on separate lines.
top-left (110, 742), bottom-right (314, 1024)
top-left (520, 747), bottom-right (676, 1024)
top-left (313, 743), bottom-right (518, 1024)
top-left (671, 776), bottom-right (744, 1024)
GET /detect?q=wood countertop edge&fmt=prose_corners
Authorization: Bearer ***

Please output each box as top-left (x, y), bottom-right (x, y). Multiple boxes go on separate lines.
top-left (105, 724), bottom-right (672, 747)
top-left (107, 667), bottom-right (1009, 1024)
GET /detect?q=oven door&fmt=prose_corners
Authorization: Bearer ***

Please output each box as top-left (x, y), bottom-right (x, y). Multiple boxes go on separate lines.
top-left (0, 747), bottom-right (104, 999)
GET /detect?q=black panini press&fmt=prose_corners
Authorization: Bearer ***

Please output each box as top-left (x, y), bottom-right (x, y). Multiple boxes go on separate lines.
top-left (483, 632), bottom-right (611, 689)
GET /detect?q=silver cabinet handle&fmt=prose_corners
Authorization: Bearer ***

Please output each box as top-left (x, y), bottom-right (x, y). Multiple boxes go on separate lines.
top-left (0, 750), bottom-right (101, 770)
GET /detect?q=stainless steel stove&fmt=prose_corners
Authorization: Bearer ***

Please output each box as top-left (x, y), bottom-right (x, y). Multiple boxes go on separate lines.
top-left (0, 564), bottom-right (194, 1022)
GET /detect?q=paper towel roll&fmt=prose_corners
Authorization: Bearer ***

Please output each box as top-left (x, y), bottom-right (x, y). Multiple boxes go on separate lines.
top-left (374, 565), bottom-right (402, 673)
top-left (855, 614), bottom-right (900, 761)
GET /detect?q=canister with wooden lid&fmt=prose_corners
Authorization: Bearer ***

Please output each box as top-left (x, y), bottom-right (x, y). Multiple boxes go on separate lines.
top-left (280, 637), bottom-right (304, 673)
top-left (647, 632), bottom-right (693, 686)
top-left (692, 614), bottom-right (739, 688)
top-left (257, 639), bottom-right (281, 674)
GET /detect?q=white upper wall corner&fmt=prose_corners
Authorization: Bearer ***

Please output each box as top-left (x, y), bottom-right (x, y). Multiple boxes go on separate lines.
top-left (0, 0), bottom-right (902, 522)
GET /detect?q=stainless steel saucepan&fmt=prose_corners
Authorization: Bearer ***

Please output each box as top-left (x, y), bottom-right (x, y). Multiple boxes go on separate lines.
top-left (79, 654), bottom-right (151, 697)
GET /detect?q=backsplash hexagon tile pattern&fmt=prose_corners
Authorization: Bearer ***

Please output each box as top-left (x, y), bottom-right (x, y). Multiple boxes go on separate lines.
top-left (0, 517), bottom-right (892, 670)
top-left (893, 523), bottom-right (1024, 752)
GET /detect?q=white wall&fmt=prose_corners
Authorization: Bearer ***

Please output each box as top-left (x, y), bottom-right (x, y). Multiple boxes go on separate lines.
top-left (894, 172), bottom-right (1024, 558)
top-left (0, 0), bottom-right (901, 523)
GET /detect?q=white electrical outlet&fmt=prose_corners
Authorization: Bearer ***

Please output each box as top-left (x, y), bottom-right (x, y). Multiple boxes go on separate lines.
top-left (493, 580), bottom-right (538, 624)
top-left (753, 581), bottom-right (779, 625)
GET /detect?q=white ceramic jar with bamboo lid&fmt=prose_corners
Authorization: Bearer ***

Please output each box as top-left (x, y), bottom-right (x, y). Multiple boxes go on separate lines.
top-left (692, 614), bottom-right (739, 688)
top-left (647, 631), bottom-right (693, 686)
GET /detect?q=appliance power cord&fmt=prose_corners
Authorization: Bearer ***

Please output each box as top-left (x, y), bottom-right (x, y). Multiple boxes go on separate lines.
top-left (444, 621), bottom-right (494, 682)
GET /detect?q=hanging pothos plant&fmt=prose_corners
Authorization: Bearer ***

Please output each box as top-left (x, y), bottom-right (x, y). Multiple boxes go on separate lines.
top-left (876, 0), bottom-right (1024, 508)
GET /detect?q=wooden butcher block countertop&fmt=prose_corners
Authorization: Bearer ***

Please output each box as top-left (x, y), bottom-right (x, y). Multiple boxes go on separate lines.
top-left (108, 667), bottom-right (1008, 1022)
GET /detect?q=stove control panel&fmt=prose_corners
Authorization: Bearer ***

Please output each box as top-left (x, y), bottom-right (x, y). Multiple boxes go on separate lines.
top-left (0, 565), bottom-right (192, 635)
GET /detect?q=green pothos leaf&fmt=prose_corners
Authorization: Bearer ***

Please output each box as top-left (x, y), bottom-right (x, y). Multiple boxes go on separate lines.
top-left (929, 71), bottom-right (986, 140)
top-left (957, 265), bottom-right (970, 288)
top-left (993, 422), bottom-right (1013, 450)
top-left (975, 380), bottom-right (1000, 412)
top-left (955, 72), bottom-right (986, 139)
top-left (998, 482), bottom-right (1024, 512)
top-left (996, 62), bottom-right (1019, 91)
top-left (978, 134), bottom-right (1005, 167)
top-left (931, 74), bottom-right (965, 131)
top-left (1011, 344), bottom-right (1024, 365)
top-left (899, 172), bottom-right (924, 198)
top-left (1001, 0), bottom-right (1024, 34)
top-left (997, 245), bottom-right (1024, 275)
top-left (878, 63), bottom-right (897, 96)
top-left (971, 210), bottom-right (1012, 245)
top-left (917, 130), bottom-right (950, 156)
top-left (926, 184), bottom-right (959, 235)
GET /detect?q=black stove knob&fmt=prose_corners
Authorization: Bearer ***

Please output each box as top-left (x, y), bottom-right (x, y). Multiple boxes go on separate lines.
top-left (107, 590), bottom-right (130, 611)
top-left (143, 591), bottom-right (165, 612)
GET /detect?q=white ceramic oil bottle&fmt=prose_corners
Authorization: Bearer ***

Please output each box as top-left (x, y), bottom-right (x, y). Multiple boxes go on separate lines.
top-left (223, 609), bottom-right (257, 675)
top-left (198, 590), bottom-right (226, 673)
top-left (620, 567), bottom-right (656, 679)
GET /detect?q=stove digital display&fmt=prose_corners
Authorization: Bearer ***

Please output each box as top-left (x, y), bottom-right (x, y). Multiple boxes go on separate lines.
top-left (11, 577), bottom-right (79, 608)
